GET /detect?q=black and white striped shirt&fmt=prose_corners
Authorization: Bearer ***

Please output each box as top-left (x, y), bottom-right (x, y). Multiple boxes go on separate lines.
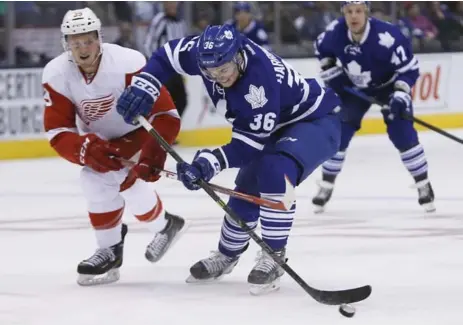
top-left (143, 12), bottom-right (188, 57)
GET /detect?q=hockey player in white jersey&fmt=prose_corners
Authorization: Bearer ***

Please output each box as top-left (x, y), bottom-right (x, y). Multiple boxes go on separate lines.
top-left (312, 1), bottom-right (435, 213)
top-left (42, 8), bottom-right (186, 285)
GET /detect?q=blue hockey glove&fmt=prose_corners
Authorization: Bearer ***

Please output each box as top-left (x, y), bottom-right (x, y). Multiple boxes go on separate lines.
top-left (176, 149), bottom-right (223, 191)
top-left (388, 91), bottom-right (412, 120)
top-left (116, 72), bottom-right (161, 124)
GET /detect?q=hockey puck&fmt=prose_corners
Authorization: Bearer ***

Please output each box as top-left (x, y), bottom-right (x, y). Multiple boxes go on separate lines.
top-left (339, 304), bottom-right (356, 318)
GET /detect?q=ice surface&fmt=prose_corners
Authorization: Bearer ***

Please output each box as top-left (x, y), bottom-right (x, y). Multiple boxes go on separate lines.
top-left (0, 130), bottom-right (462, 325)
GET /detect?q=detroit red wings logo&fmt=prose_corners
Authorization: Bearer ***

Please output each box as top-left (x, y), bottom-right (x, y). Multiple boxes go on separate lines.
top-left (79, 94), bottom-right (115, 124)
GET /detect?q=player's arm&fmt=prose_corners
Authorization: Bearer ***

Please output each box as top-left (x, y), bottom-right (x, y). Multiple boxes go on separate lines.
top-left (388, 31), bottom-right (419, 118)
top-left (143, 35), bottom-right (202, 83)
top-left (42, 80), bottom-right (80, 165)
top-left (313, 20), bottom-right (350, 94)
top-left (42, 64), bottom-right (122, 172)
top-left (111, 49), bottom-right (180, 160)
top-left (390, 32), bottom-right (419, 93)
top-left (117, 35), bottom-right (201, 124)
top-left (217, 106), bottom-right (279, 169)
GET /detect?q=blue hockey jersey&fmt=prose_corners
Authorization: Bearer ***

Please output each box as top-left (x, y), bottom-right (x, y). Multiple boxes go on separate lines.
top-left (314, 17), bottom-right (419, 93)
top-left (228, 19), bottom-right (270, 49)
top-left (143, 36), bottom-right (338, 169)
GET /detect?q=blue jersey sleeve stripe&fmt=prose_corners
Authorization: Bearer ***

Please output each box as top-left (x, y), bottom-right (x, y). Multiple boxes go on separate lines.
top-left (233, 128), bottom-right (272, 139)
top-left (173, 39), bottom-right (187, 74)
top-left (217, 147), bottom-right (229, 169)
top-left (396, 56), bottom-right (419, 74)
top-left (232, 131), bottom-right (265, 150)
top-left (163, 40), bottom-right (186, 75)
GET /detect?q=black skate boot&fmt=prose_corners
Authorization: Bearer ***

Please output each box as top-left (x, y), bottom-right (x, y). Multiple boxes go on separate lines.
top-left (415, 180), bottom-right (436, 212)
top-left (186, 251), bottom-right (241, 283)
top-left (312, 179), bottom-right (335, 213)
top-left (145, 211), bottom-right (186, 262)
top-left (187, 244), bottom-right (248, 283)
top-left (77, 223), bottom-right (128, 286)
top-left (248, 248), bottom-right (286, 296)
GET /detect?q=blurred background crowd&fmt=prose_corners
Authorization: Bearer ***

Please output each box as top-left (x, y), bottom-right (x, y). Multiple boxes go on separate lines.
top-left (1, 1), bottom-right (463, 67)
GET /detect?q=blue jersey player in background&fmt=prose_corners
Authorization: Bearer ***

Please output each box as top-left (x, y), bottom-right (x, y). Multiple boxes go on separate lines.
top-left (312, 1), bottom-right (436, 213)
top-left (228, 1), bottom-right (270, 50)
top-left (116, 24), bottom-right (341, 295)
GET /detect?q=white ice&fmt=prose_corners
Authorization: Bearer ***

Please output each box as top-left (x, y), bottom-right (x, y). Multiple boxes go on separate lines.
top-left (1, 130), bottom-right (462, 325)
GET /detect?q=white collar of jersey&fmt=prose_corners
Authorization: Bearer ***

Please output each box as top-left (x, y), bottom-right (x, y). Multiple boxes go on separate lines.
top-left (347, 18), bottom-right (371, 45)
top-left (243, 19), bottom-right (256, 34)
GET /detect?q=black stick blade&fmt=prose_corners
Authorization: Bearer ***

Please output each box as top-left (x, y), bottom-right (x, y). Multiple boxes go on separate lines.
top-left (311, 285), bottom-right (372, 305)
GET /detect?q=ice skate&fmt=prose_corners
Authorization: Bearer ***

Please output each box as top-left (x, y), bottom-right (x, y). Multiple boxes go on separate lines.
top-left (77, 223), bottom-right (128, 286)
top-left (145, 212), bottom-right (186, 262)
top-left (413, 180), bottom-right (436, 213)
top-left (248, 248), bottom-right (286, 296)
top-left (312, 180), bottom-right (335, 213)
top-left (186, 251), bottom-right (241, 283)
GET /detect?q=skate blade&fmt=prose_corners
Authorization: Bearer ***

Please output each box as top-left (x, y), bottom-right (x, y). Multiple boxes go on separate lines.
top-left (249, 278), bottom-right (281, 296)
top-left (313, 205), bottom-right (325, 214)
top-left (77, 268), bottom-right (120, 286)
top-left (185, 274), bottom-right (225, 284)
top-left (422, 202), bottom-right (436, 213)
top-left (145, 220), bottom-right (190, 263)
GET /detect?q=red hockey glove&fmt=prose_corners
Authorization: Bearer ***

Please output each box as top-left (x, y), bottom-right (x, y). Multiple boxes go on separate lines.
top-left (79, 134), bottom-right (123, 173)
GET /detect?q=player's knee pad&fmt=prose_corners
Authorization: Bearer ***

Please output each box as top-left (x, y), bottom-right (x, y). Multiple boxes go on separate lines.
top-left (383, 116), bottom-right (419, 151)
top-left (80, 167), bottom-right (124, 212)
top-left (235, 153), bottom-right (299, 195)
top-left (257, 153), bottom-right (300, 194)
top-left (120, 179), bottom-right (159, 216)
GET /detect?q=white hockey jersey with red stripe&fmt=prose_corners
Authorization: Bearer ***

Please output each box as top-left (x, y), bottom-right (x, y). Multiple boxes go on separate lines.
top-left (42, 43), bottom-right (178, 142)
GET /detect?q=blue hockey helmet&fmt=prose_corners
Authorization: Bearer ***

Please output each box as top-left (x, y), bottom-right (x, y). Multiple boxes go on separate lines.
top-left (233, 1), bottom-right (251, 12)
top-left (340, 1), bottom-right (370, 11)
top-left (197, 24), bottom-right (244, 74)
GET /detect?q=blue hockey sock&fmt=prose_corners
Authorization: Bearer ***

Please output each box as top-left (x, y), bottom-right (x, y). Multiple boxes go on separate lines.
top-left (400, 144), bottom-right (429, 182)
top-left (321, 150), bottom-right (346, 179)
top-left (259, 194), bottom-right (296, 251)
top-left (218, 214), bottom-right (257, 257)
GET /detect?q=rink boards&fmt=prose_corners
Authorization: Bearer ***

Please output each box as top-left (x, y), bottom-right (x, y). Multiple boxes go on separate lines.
top-left (1, 53), bottom-right (463, 159)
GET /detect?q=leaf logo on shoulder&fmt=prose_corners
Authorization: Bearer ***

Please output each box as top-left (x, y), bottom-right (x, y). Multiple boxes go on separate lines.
top-left (79, 94), bottom-right (115, 125)
top-left (224, 30), bottom-right (233, 40)
top-left (244, 85), bottom-right (268, 109)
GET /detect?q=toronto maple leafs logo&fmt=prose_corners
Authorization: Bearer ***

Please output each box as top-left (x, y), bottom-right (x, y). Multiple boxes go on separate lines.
top-left (224, 30), bottom-right (233, 40)
top-left (79, 94), bottom-right (115, 124)
top-left (378, 32), bottom-right (395, 49)
top-left (244, 85), bottom-right (268, 109)
top-left (345, 61), bottom-right (371, 89)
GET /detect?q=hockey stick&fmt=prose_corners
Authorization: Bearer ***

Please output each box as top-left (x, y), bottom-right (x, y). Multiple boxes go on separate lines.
top-left (118, 158), bottom-right (292, 211)
top-left (136, 115), bottom-right (372, 306)
top-left (344, 87), bottom-right (463, 145)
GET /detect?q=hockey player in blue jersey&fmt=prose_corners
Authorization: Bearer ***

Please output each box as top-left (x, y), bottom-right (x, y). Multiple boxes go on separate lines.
top-left (312, 1), bottom-right (436, 213)
top-left (115, 24), bottom-right (341, 295)
top-left (228, 1), bottom-right (270, 50)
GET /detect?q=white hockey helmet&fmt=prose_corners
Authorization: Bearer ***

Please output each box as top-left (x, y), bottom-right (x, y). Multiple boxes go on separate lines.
top-left (61, 8), bottom-right (102, 51)
top-left (61, 7), bottom-right (101, 35)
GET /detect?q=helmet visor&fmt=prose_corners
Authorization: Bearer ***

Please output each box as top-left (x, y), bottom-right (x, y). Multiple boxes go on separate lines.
top-left (202, 61), bottom-right (238, 83)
